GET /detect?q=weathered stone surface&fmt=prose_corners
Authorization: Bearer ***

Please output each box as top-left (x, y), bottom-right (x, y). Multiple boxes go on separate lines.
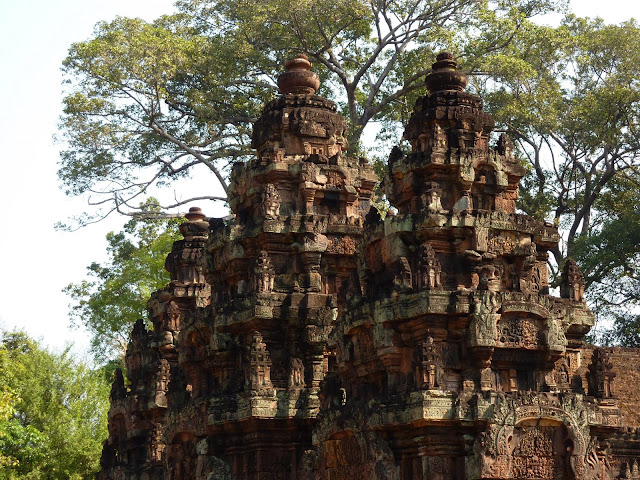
top-left (98, 53), bottom-right (640, 480)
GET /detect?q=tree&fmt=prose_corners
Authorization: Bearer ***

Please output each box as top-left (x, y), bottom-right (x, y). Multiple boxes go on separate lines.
top-left (468, 16), bottom-right (640, 342)
top-left (64, 210), bottom-right (184, 361)
top-left (0, 347), bottom-right (43, 471)
top-left (61, 2), bottom-right (640, 344)
top-left (58, 0), bottom-right (564, 225)
top-left (477, 17), bottom-right (640, 263)
top-left (0, 331), bottom-right (110, 479)
top-left (58, 15), bottom-right (265, 227)
top-left (473, 18), bottom-right (640, 315)
top-left (572, 176), bottom-right (640, 345)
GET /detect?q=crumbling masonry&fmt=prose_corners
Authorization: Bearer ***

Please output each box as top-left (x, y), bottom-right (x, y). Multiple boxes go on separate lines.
top-left (98, 53), bottom-right (640, 480)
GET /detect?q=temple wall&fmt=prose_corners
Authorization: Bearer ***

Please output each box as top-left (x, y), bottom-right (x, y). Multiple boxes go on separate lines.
top-left (576, 345), bottom-right (640, 426)
top-left (601, 347), bottom-right (640, 426)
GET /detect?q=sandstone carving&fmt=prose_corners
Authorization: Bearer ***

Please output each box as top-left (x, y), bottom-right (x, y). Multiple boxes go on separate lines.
top-left (98, 52), bottom-right (640, 480)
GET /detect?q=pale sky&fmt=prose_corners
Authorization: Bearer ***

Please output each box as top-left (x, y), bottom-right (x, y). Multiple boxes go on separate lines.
top-left (0, 0), bottom-right (636, 358)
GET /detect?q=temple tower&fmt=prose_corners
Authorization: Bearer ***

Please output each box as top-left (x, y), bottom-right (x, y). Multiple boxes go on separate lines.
top-left (99, 206), bottom-right (210, 479)
top-left (97, 53), bottom-right (640, 480)
top-left (189, 53), bottom-right (376, 479)
top-left (306, 53), bottom-right (612, 480)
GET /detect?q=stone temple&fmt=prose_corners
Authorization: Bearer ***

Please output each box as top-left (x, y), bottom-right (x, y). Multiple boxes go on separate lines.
top-left (98, 53), bottom-right (640, 480)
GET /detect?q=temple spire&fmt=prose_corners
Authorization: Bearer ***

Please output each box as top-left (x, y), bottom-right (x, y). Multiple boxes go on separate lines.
top-left (424, 51), bottom-right (468, 94)
top-left (277, 54), bottom-right (320, 95)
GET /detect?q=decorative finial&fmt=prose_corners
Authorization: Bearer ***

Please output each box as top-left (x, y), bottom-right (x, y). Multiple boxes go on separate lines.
top-left (277, 54), bottom-right (320, 95)
top-left (181, 206), bottom-right (209, 238)
top-left (184, 206), bottom-right (206, 222)
top-left (425, 52), bottom-right (468, 94)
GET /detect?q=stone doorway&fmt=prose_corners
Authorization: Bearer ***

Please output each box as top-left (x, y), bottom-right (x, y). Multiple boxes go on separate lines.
top-left (510, 423), bottom-right (572, 480)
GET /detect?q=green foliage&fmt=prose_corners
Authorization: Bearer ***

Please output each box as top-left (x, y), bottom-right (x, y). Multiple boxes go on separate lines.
top-left (517, 169), bottom-right (556, 223)
top-left (65, 212), bottom-right (184, 361)
top-left (469, 17), bottom-right (640, 341)
top-left (571, 175), bottom-right (640, 345)
top-left (60, 2), bottom-right (640, 344)
top-left (59, 14), bottom-right (269, 227)
top-left (0, 331), bottom-right (110, 479)
top-left (479, 17), bottom-right (640, 234)
top-left (474, 17), bottom-right (640, 274)
top-left (188, 0), bottom-right (563, 146)
top-left (59, 0), bottom-right (564, 226)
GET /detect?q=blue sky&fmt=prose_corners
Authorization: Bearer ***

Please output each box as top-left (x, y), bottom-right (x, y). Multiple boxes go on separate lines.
top-left (0, 0), bottom-right (178, 356)
top-left (0, 0), bottom-right (636, 357)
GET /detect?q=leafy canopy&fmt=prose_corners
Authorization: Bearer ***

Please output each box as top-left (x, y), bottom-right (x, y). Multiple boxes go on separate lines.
top-left (65, 204), bottom-right (183, 361)
top-left (61, 2), bottom-right (640, 344)
top-left (0, 331), bottom-right (110, 479)
top-left (59, 0), bottom-right (564, 225)
top-left (467, 16), bottom-right (640, 341)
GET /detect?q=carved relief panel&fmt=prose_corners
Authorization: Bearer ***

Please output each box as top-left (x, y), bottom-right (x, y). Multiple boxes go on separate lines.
top-left (317, 432), bottom-right (398, 480)
top-left (497, 316), bottom-right (541, 350)
top-left (488, 231), bottom-right (517, 255)
top-left (473, 423), bottom-right (577, 480)
top-left (520, 262), bottom-right (549, 295)
top-left (511, 426), bottom-right (568, 479)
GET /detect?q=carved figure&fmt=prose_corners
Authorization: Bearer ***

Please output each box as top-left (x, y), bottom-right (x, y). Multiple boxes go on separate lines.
top-left (433, 123), bottom-right (447, 149)
top-left (546, 316), bottom-right (568, 352)
top-left (155, 359), bottom-right (170, 394)
top-left (247, 331), bottom-right (273, 394)
top-left (263, 184), bottom-right (281, 218)
top-left (424, 181), bottom-right (444, 212)
top-left (289, 357), bottom-right (305, 387)
top-left (415, 336), bottom-right (441, 390)
top-left (475, 226), bottom-right (489, 251)
top-left (148, 423), bottom-right (165, 464)
top-left (468, 292), bottom-right (500, 347)
top-left (560, 259), bottom-right (585, 302)
top-left (415, 243), bottom-right (442, 290)
top-left (520, 262), bottom-right (549, 295)
top-left (253, 250), bottom-right (275, 293)
top-left (554, 360), bottom-right (570, 389)
top-left (166, 301), bottom-right (181, 331)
